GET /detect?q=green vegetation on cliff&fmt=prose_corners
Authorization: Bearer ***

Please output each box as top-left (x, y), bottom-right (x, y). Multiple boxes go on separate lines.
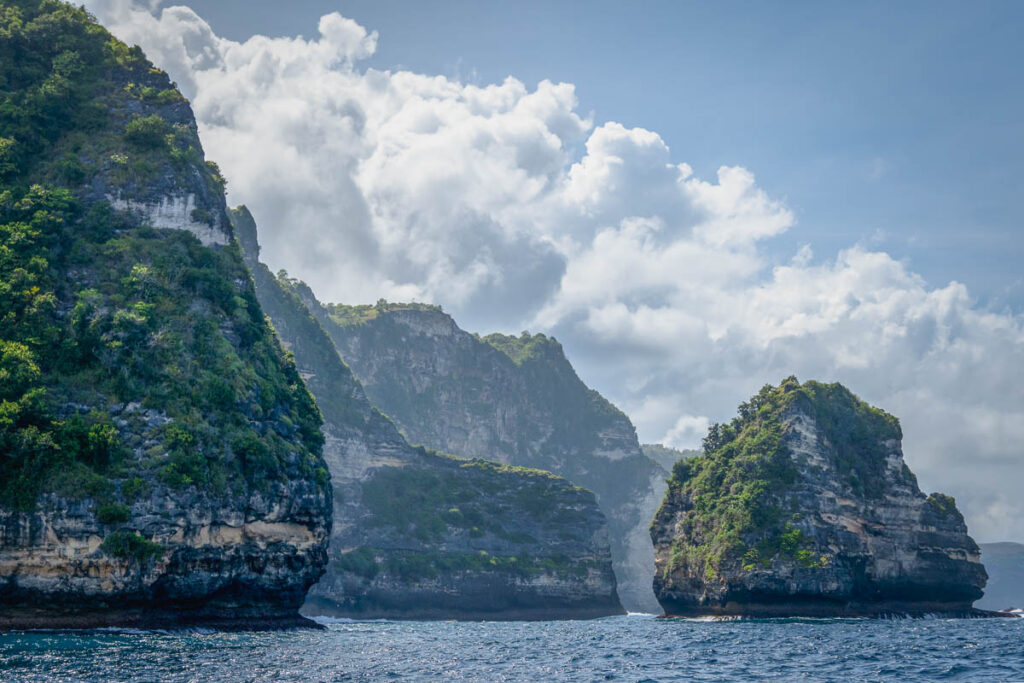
top-left (483, 331), bottom-right (559, 366)
top-left (335, 548), bottom-right (596, 582)
top-left (652, 377), bottom-right (986, 615)
top-left (0, 2), bottom-right (326, 514)
top-left (360, 451), bottom-right (588, 543)
top-left (0, 186), bottom-right (324, 510)
top-left (100, 529), bottom-right (164, 562)
top-left (0, 1), bottom-right (224, 199)
top-left (662, 377), bottom-right (901, 579)
top-left (1, 0), bottom-right (121, 182)
top-left (324, 299), bottom-right (442, 327)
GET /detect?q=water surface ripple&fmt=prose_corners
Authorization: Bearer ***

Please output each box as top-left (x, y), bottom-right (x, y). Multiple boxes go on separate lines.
top-left (1, 614), bottom-right (1021, 681)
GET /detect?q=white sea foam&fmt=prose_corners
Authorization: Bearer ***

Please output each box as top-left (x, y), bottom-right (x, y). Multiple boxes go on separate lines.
top-left (309, 616), bottom-right (392, 625)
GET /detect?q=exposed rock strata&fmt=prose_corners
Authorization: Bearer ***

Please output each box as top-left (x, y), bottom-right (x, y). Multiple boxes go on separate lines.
top-left (108, 194), bottom-right (230, 246)
top-left (232, 206), bottom-right (622, 620)
top-left (0, 481), bottom-right (329, 630)
top-left (299, 300), bottom-right (665, 613)
top-left (650, 378), bottom-right (988, 617)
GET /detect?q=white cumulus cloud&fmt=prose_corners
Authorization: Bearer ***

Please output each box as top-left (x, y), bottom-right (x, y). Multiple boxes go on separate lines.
top-left (85, 0), bottom-right (1024, 543)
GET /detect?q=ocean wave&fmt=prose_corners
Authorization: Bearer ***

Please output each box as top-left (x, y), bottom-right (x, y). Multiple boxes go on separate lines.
top-left (308, 616), bottom-right (392, 625)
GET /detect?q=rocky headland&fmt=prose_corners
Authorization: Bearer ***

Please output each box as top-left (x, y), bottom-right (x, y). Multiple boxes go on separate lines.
top-left (295, 300), bottom-right (666, 613)
top-left (232, 207), bottom-right (623, 620)
top-left (0, 2), bottom-right (331, 629)
top-left (650, 377), bottom-right (988, 617)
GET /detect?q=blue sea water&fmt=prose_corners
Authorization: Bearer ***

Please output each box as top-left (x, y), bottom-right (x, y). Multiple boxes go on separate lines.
top-left (0, 614), bottom-right (1021, 682)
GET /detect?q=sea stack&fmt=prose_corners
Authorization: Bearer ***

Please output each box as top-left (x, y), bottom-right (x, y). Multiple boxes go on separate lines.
top-left (650, 377), bottom-right (987, 617)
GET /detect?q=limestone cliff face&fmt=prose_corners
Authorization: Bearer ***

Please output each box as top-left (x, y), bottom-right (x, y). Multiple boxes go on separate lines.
top-left (0, 3), bottom-right (330, 629)
top-left (301, 301), bottom-right (665, 613)
top-left (0, 461), bottom-right (329, 629)
top-left (650, 378), bottom-right (987, 617)
top-left (232, 207), bottom-right (622, 619)
top-left (314, 447), bottom-right (620, 621)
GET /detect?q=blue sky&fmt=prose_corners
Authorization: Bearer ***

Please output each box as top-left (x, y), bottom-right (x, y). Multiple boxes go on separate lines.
top-left (181, 0), bottom-right (1024, 312)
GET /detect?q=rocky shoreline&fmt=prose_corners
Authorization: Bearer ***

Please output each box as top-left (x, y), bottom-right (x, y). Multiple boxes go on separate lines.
top-left (304, 597), bottom-right (624, 622)
top-left (0, 609), bottom-right (324, 632)
top-left (656, 601), bottom-right (1010, 619)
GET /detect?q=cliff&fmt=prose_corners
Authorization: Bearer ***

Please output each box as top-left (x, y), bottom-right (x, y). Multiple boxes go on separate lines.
top-left (976, 542), bottom-right (1024, 611)
top-left (303, 301), bottom-right (666, 612)
top-left (650, 377), bottom-right (988, 617)
top-left (0, 2), bottom-right (331, 629)
top-left (231, 206), bottom-right (622, 619)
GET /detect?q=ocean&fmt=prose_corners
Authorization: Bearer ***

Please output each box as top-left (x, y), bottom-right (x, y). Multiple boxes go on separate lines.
top-left (1, 614), bottom-right (1021, 681)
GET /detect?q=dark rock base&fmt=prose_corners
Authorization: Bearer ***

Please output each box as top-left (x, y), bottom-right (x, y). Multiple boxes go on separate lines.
top-left (658, 598), bottom-right (1007, 619)
top-left (303, 597), bottom-right (625, 622)
top-left (0, 607), bottom-right (323, 631)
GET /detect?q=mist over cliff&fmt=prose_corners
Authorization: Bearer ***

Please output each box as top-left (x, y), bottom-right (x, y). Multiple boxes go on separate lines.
top-left (232, 206), bottom-right (623, 620)
top-left (289, 298), bottom-right (665, 613)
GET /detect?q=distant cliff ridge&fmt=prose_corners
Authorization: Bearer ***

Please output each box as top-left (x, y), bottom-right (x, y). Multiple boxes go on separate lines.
top-left (232, 206), bottom-right (623, 620)
top-left (0, 2), bottom-right (330, 629)
top-left (650, 378), bottom-right (987, 617)
top-left (641, 444), bottom-right (698, 474)
top-left (304, 299), bottom-right (666, 613)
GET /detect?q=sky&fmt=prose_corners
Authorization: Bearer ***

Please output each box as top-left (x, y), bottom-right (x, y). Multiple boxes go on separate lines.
top-left (83, 0), bottom-right (1024, 543)
top-left (124, 0), bottom-right (1024, 313)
